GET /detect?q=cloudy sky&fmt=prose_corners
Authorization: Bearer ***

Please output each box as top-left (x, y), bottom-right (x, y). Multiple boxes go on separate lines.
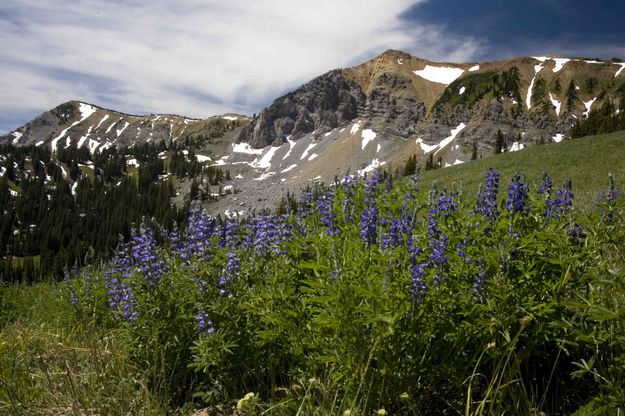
top-left (2, 0), bottom-right (625, 134)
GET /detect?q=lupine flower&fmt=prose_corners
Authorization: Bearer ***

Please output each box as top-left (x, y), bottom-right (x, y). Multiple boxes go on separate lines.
top-left (429, 235), bottom-right (449, 267)
top-left (474, 168), bottom-right (500, 223)
top-left (244, 214), bottom-right (291, 255)
top-left (538, 173), bottom-right (553, 195)
top-left (340, 175), bottom-right (357, 221)
top-left (472, 263), bottom-right (487, 302)
top-left (506, 174), bottom-right (530, 215)
top-left (317, 192), bottom-right (339, 236)
top-left (360, 204), bottom-right (378, 245)
top-left (407, 236), bottom-right (423, 265)
top-left (121, 284), bottom-right (138, 322)
top-left (381, 217), bottom-right (403, 249)
top-left (218, 219), bottom-right (239, 249)
top-left (544, 179), bottom-right (574, 218)
top-left (195, 305), bottom-right (215, 336)
top-left (567, 223), bottom-right (587, 248)
top-left (219, 249), bottom-right (240, 297)
top-left (105, 238), bottom-right (133, 316)
top-left (410, 263), bottom-right (428, 301)
top-left (131, 225), bottom-right (165, 286)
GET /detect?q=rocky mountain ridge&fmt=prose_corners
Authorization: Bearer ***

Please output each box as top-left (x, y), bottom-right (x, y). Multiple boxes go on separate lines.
top-left (2, 50), bottom-right (625, 215)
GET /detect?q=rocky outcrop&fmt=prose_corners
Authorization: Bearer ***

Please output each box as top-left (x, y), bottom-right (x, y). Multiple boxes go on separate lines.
top-left (238, 70), bottom-right (366, 148)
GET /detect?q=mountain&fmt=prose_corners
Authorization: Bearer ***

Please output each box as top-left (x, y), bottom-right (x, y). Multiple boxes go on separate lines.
top-left (2, 51), bottom-right (625, 213)
top-left (1, 49), bottom-right (625, 280)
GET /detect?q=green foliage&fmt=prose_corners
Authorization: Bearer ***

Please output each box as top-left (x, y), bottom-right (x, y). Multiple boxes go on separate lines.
top-left (494, 129), bottom-right (506, 154)
top-left (3, 165), bottom-right (621, 414)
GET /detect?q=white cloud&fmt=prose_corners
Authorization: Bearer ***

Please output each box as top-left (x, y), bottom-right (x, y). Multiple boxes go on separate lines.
top-left (0, 0), bottom-right (483, 132)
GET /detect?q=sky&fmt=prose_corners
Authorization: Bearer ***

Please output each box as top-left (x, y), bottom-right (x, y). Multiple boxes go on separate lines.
top-left (1, 0), bottom-right (625, 134)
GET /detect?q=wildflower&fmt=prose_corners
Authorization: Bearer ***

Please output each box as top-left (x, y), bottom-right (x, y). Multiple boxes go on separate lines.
top-left (474, 168), bottom-right (500, 223)
top-left (317, 192), bottom-right (339, 236)
top-left (131, 225), bottom-right (165, 286)
top-left (544, 178), bottom-right (574, 218)
top-left (472, 263), bottom-right (487, 302)
top-left (410, 263), bottom-right (428, 301)
top-left (195, 305), bottom-right (215, 336)
top-left (567, 223), bottom-right (587, 247)
top-left (360, 204), bottom-right (378, 245)
top-left (506, 174), bottom-right (530, 215)
top-left (63, 268), bottom-right (78, 306)
top-left (538, 173), bottom-right (553, 195)
top-left (219, 249), bottom-right (240, 297)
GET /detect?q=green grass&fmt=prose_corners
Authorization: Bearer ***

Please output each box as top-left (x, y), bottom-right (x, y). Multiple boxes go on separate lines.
top-left (421, 130), bottom-right (625, 210)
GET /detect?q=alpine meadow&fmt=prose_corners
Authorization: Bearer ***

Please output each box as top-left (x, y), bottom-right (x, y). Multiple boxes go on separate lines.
top-left (2, 1), bottom-right (625, 414)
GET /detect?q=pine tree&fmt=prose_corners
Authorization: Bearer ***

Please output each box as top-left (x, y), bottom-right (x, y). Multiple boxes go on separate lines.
top-left (471, 140), bottom-right (478, 160)
top-left (494, 129), bottom-right (505, 154)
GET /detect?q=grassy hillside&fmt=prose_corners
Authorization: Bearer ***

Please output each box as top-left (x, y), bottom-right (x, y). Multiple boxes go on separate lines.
top-left (421, 130), bottom-right (625, 210)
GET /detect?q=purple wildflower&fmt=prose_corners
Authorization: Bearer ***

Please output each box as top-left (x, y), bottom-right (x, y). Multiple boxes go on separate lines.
top-left (131, 225), bottom-right (165, 286)
top-left (544, 178), bottom-right (574, 218)
top-left (219, 249), bottom-right (240, 297)
top-left (472, 263), bottom-right (487, 302)
top-left (195, 305), bottom-right (215, 336)
top-left (317, 192), bottom-right (339, 236)
top-left (410, 263), bottom-right (428, 301)
top-left (538, 173), bottom-right (553, 195)
top-left (474, 168), bottom-right (500, 223)
top-left (506, 174), bottom-right (530, 215)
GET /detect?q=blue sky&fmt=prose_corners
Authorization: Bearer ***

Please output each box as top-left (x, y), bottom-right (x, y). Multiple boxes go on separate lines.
top-left (1, 0), bottom-right (624, 134)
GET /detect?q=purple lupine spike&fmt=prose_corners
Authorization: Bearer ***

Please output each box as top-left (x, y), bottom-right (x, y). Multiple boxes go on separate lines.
top-left (506, 174), bottom-right (530, 215)
top-left (544, 178), bottom-right (574, 218)
top-left (218, 249), bottom-right (240, 297)
top-left (538, 173), bottom-right (553, 195)
top-left (131, 225), bottom-right (164, 286)
top-left (410, 263), bottom-right (428, 301)
top-left (195, 305), bottom-right (215, 336)
top-left (474, 168), bottom-right (500, 223)
top-left (360, 204), bottom-right (378, 245)
top-left (407, 236), bottom-right (423, 265)
top-left (317, 192), bottom-right (339, 236)
top-left (471, 262), bottom-right (487, 302)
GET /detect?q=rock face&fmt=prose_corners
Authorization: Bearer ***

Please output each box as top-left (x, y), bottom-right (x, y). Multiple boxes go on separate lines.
top-left (236, 50), bottom-right (625, 162)
top-left (238, 70), bottom-right (366, 148)
top-left (4, 49), bottom-right (625, 172)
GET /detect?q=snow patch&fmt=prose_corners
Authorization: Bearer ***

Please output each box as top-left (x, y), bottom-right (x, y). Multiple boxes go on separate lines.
top-left (350, 120), bottom-right (362, 135)
top-left (397, 58), bottom-right (404, 64)
top-left (94, 114), bottom-right (109, 130)
top-left (300, 143), bottom-right (317, 160)
top-left (12, 131), bottom-right (22, 144)
top-left (254, 171), bottom-right (276, 181)
top-left (252, 146), bottom-right (279, 169)
top-left (413, 65), bottom-right (464, 85)
top-left (509, 142), bottom-right (525, 152)
top-left (468, 65), bottom-right (479, 72)
top-left (35, 141), bottom-right (44, 146)
top-left (552, 134), bottom-right (564, 143)
top-left (116, 122), bottom-right (129, 137)
top-left (376, 143), bottom-right (381, 153)
top-left (615, 63), bottom-right (625, 78)
top-left (195, 154), bottom-right (211, 162)
top-left (357, 159), bottom-right (386, 176)
top-left (453, 159), bottom-right (464, 165)
top-left (459, 86), bottom-right (466, 95)
top-left (235, 174), bottom-right (244, 179)
top-left (551, 58), bottom-right (570, 72)
top-left (526, 61), bottom-right (545, 110)
top-left (434, 123), bottom-right (467, 156)
top-left (232, 142), bottom-right (263, 155)
top-left (583, 98), bottom-right (597, 117)
top-left (9, 189), bottom-right (18, 197)
top-left (361, 129), bottom-right (377, 150)
top-left (280, 164), bottom-right (297, 173)
top-left (222, 116), bottom-right (238, 121)
top-left (308, 153), bottom-right (318, 161)
top-left (584, 60), bottom-right (602, 64)
top-left (282, 137), bottom-right (296, 160)
top-left (549, 93), bottom-right (561, 115)
top-left (416, 138), bottom-right (438, 154)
